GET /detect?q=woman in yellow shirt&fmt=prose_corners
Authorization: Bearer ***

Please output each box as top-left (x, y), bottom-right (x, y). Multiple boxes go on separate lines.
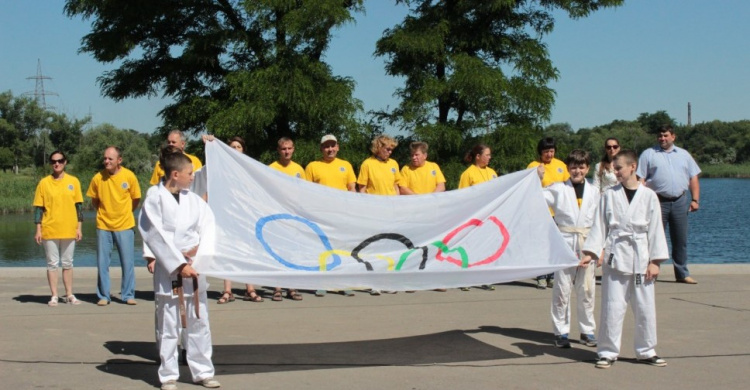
top-left (457, 144), bottom-right (498, 291)
top-left (458, 144), bottom-right (498, 188)
top-left (33, 151), bottom-right (83, 306)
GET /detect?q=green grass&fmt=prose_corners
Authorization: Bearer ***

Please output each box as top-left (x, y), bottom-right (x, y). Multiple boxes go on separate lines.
top-left (0, 170), bottom-right (152, 214)
top-left (699, 163), bottom-right (750, 178)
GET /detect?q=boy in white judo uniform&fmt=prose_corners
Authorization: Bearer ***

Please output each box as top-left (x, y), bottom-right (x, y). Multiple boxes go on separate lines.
top-left (138, 151), bottom-right (220, 389)
top-left (541, 150), bottom-right (600, 348)
top-left (580, 149), bottom-right (669, 369)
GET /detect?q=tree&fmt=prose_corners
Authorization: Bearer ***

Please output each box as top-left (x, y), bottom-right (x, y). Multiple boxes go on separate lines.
top-left (73, 123), bottom-right (152, 175)
top-left (374, 0), bottom-right (624, 159)
top-left (65, 0), bottom-right (365, 157)
top-left (637, 110), bottom-right (677, 134)
top-left (48, 113), bottom-right (88, 157)
top-left (0, 91), bottom-right (48, 173)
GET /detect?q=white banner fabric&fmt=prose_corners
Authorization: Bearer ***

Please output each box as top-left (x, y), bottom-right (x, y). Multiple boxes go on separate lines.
top-left (193, 141), bottom-right (578, 290)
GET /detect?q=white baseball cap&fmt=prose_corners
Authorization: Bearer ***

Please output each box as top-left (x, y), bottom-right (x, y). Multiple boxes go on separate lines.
top-left (320, 134), bottom-right (337, 144)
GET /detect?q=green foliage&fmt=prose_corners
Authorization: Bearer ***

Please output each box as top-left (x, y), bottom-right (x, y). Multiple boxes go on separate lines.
top-left (375, 0), bottom-right (623, 136)
top-left (72, 124), bottom-right (153, 176)
top-left (65, 0), bottom-right (366, 157)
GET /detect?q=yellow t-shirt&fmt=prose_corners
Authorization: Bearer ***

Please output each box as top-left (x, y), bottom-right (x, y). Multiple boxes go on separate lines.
top-left (527, 158), bottom-right (569, 187)
top-left (33, 174), bottom-right (83, 240)
top-left (400, 161), bottom-right (446, 194)
top-left (305, 158), bottom-right (356, 191)
top-left (86, 167), bottom-right (142, 231)
top-left (269, 160), bottom-right (306, 179)
top-left (357, 156), bottom-right (402, 195)
top-left (458, 164), bottom-right (498, 188)
top-left (149, 153), bottom-right (203, 185)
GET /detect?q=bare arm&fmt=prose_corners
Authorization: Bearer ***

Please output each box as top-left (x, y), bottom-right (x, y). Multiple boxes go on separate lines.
top-left (433, 182), bottom-right (446, 193)
top-left (347, 182), bottom-right (356, 192)
top-left (689, 175), bottom-right (700, 212)
top-left (399, 186), bottom-right (416, 195)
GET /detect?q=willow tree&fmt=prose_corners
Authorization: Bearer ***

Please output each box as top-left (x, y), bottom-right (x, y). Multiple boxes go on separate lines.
top-left (375, 0), bottom-right (623, 161)
top-left (65, 0), bottom-right (365, 156)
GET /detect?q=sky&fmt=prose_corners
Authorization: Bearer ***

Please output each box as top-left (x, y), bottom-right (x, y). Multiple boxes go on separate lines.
top-left (1, 0), bottom-right (749, 135)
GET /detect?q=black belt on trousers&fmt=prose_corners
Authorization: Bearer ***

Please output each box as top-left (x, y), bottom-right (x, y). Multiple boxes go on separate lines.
top-left (657, 191), bottom-right (685, 203)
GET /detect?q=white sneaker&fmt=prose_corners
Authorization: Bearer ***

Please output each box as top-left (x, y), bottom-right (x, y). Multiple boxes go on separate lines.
top-left (161, 380), bottom-right (178, 390)
top-left (196, 377), bottom-right (221, 388)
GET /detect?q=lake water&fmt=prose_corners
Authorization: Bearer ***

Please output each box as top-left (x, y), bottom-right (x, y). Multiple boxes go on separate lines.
top-left (0, 178), bottom-right (746, 267)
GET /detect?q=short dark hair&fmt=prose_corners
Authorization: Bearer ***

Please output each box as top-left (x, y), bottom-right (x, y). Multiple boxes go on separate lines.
top-left (658, 124), bottom-right (675, 135)
top-left (537, 137), bottom-right (556, 155)
top-left (565, 149), bottom-right (590, 167)
top-left (410, 141), bottom-right (428, 154)
top-left (614, 149), bottom-right (638, 166)
top-left (160, 145), bottom-right (191, 177)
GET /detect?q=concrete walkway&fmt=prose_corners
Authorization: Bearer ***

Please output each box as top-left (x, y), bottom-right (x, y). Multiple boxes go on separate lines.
top-left (1, 265), bottom-right (749, 389)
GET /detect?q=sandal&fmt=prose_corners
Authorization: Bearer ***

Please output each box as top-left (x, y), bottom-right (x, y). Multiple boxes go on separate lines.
top-left (272, 290), bottom-right (283, 302)
top-left (48, 296), bottom-right (58, 307)
top-left (243, 291), bottom-right (263, 302)
top-left (286, 290), bottom-right (303, 301)
top-left (65, 295), bottom-right (82, 305)
top-left (217, 291), bottom-right (235, 304)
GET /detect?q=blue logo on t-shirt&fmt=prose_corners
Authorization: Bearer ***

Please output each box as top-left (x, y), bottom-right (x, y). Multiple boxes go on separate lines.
top-left (557, 167), bottom-right (563, 173)
top-left (431, 170), bottom-right (436, 176)
top-left (339, 167), bottom-right (345, 172)
top-left (121, 182), bottom-right (129, 189)
top-left (68, 184), bottom-right (74, 190)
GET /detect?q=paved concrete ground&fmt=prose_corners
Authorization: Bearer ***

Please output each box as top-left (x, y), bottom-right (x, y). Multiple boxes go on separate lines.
top-left (1, 265), bottom-right (749, 390)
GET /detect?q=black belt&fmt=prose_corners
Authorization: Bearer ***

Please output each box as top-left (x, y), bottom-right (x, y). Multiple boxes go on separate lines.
top-left (657, 192), bottom-right (685, 202)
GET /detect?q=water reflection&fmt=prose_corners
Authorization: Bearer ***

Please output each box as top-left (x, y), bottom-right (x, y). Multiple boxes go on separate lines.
top-left (0, 211), bottom-right (146, 267)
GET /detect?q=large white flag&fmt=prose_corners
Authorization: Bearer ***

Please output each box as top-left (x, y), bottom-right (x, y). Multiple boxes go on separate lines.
top-left (193, 140), bottom-right (578, 290)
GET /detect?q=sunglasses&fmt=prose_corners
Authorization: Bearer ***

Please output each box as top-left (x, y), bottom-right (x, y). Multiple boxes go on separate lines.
top-left (605, 145), bottom-right (620, 150)
top-left (50, 158), bottom-right (66, 164)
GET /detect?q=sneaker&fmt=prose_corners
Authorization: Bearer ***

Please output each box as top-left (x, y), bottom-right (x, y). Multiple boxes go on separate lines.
top-left (64, 295), bottom-right (82, 305)
top-left (370, 289), bottom-right (381, 296)
top-left (343, 290), bottom-right (355, 297)
top-left (97, 299), bottom-right (110, 306)
top-left (580, 333), bottom-right (597, 347)
top-left (554, 334), bottom-right (571, 348)
top-left (637, 356), bottom-right (667, 367)
top-left (676, 276), bottom-right (698, 284)
top-left (195, 377), bottom-right (221, 388)
top-left (536, 279), bottom-right (547, 290)
top-left (596, 357), bottom-right (615, 369)
top-left (161, 380), bottom-right (178, 390)
top-left (48, 296), bottom-right (59, 307)
top-left (459, 287), bottom-right (471, 291)
top-left (315, 290), bottom-right (327, 297)
top-left (482, 284), bottom-right (495, 291)
top-left (126, 299), bottom-right (137, 305)
top-left (547, 278), bottom-right (554, 288)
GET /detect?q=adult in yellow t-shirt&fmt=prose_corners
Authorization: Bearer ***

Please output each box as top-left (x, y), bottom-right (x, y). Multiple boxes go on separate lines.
top-left (527, 137), bottom-right (569, 290)
top-left (305, 134), bottom-right (356, 192)
top-left (399, 141), bottom-right (446, 195)
top-left (86, 146), bottom-right (142, 306)
top-left (458, 144), bottom-right (498, 189)
top-left (357, 135), bottom-right (402, 196)
top-left (267, 137), bottom-right (306, 301)
top-left (149, 129), bottom-right (203, 185)
top-left (304, 134), bottom-right (356, 297)
top-left (457, 144), bottom-right (498, 292)
top-left (33, 150), bottom-right (84, 307)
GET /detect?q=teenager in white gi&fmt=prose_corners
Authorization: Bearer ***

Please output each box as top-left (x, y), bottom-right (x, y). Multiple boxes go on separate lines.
top-left (138, 151), bottom-right (220, 389)
top-left (541, 150), bottom-right (600, 349)
top-left (581, 150), bottom-right (669, 369)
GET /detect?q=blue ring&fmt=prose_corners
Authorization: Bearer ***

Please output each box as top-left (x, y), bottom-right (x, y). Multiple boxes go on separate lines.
top-left (256, 213), bottom-right (341, 271)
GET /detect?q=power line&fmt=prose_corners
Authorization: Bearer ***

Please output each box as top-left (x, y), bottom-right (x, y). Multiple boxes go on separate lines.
top-left (23, 59), bottom-right (58, 111)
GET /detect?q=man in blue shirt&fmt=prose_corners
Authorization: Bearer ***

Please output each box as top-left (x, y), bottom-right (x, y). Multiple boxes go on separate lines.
top-left (637, 125), bottom-right (701, 284)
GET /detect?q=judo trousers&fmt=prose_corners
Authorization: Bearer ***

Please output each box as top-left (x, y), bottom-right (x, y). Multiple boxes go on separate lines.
top-left (598, 270), bottom-right (659, 360)
top-left (155, 292), bottom-right (214, 383)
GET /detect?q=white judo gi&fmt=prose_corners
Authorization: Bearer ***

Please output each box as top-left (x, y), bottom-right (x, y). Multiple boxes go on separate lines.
top-left (543, 180), bottom-right (599, 337)
top-left (138, 183), bottom-right (216, 384)
top-left (583, 184), bottom-right (669, 360)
